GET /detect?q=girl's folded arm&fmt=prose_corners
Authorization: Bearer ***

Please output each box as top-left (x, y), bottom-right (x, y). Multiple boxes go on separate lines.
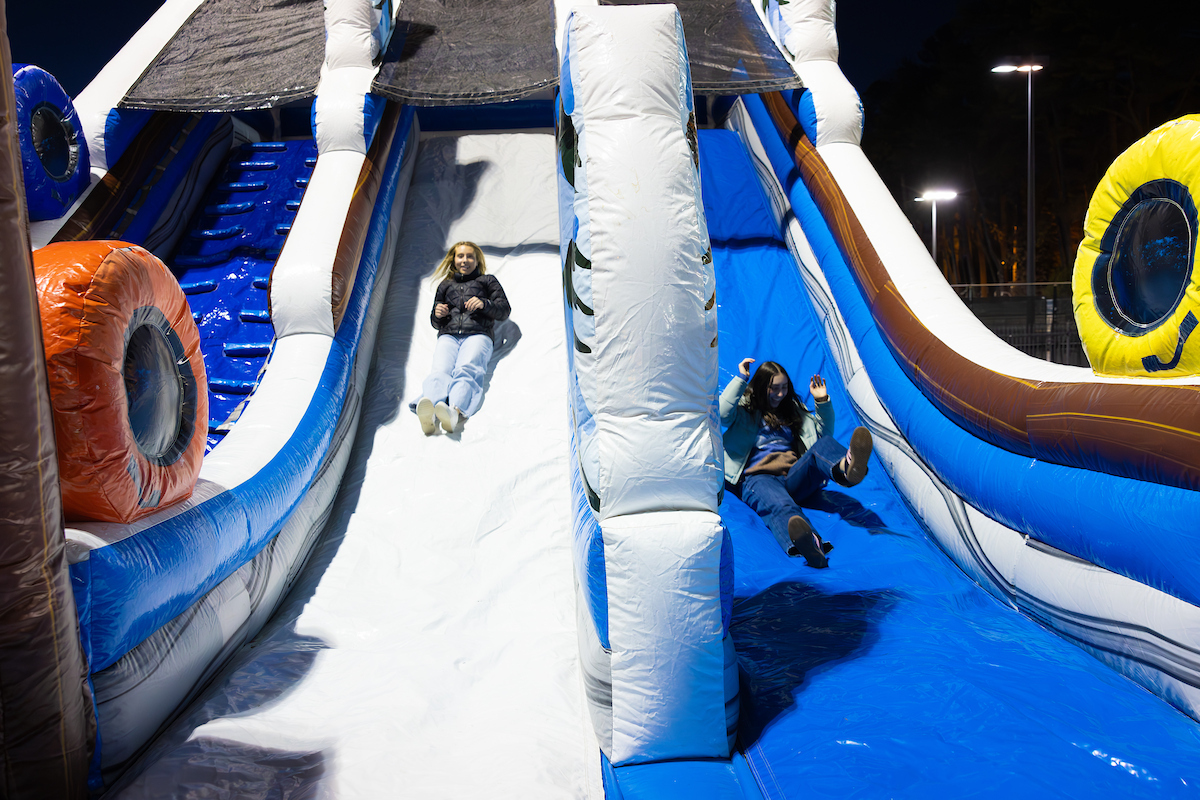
top-left (719, 376), bottom-right (747, 426)
top-left (431, 281), bottom-right (450, 328)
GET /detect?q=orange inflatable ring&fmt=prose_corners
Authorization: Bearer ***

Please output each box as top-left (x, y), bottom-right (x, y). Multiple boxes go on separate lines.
top-left (34, 241), bottom-right (207, 523)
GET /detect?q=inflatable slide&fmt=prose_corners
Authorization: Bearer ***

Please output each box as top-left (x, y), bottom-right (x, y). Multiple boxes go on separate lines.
top-left (4, 0), bottom-right (1200, 797)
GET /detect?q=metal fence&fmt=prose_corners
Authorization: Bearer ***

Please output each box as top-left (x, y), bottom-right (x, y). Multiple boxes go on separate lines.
top-left (950, 282), bottom-right (1090, 367)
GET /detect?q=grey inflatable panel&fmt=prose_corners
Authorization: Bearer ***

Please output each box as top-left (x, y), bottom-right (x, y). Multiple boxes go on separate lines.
top-left (122, 0), bottom-right (324, 112)
top-left (603, 0), bottom-right (801, 93)
top-left (371, 0), bottom-right (557, 106)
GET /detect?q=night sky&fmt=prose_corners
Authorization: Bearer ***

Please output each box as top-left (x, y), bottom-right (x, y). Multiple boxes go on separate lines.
top-left (4, 1), bottom-right (958, 98)
top-left (6, 0), bottom-right (163, 96)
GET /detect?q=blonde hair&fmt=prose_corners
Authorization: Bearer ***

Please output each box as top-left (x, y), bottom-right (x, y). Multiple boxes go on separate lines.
top-left (432, 241), bottom-right (487, 283)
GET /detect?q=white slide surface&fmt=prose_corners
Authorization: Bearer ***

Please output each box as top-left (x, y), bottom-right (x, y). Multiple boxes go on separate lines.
top-left (111, 131), bottom-right (601, 799)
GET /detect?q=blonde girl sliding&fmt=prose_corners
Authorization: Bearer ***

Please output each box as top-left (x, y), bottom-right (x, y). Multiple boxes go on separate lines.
top-left (415, 242), bottom-right (511, 434)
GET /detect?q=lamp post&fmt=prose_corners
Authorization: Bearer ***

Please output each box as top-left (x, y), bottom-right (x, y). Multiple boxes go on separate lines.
top-left (993, 62), bottom-right (1042, 297)
top-left (914, 189), bottom-right (957, 265)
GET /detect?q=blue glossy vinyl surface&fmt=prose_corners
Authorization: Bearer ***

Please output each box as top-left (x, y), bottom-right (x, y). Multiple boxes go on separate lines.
top-left (739, 91), bottom-right (1200, 612)
top-left (699, 125), bottom-right (1200, 798)
top-left (603, 750), bottom-right (761, 800)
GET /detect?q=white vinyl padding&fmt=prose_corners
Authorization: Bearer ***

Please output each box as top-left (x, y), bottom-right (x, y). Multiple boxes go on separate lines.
top-left (271, 150), bottom-right (366, 338)
top-left (603, 510), bottom-right (728, 762)
top-left (315, 0), bottom-right (383, 155)
top-left (111, 133), bottom-right (602, 799)
top-left (564, 6), bottom-right (721, 522)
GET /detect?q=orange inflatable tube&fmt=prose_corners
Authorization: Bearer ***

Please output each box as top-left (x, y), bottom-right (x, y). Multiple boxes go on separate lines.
top-left (34, 241), bottom-right (207, 523)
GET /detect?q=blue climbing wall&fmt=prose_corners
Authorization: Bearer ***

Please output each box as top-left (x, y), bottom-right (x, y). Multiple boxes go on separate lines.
top-left (168, 140), bottom-right (318, 450)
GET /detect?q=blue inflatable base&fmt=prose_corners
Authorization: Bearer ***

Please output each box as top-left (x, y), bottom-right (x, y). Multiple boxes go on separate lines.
top-left (602, 751), bottom-right (763, 800)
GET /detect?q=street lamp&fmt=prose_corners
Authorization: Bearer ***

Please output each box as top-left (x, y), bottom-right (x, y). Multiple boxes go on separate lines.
top-left (993, 62), bottom-right (1043, 297)
top-left (914, 189), bottom-right (957, 264)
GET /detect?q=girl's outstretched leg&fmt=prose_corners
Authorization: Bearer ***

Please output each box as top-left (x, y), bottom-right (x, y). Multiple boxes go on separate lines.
top-left (446, 334), bottom-right (494, 419)
top-left (742, 474), bottom-right (828, 567)
top-left (417, 335), bottom-right (464, 434)
top-left (422, 335), bottom-right (462, 405)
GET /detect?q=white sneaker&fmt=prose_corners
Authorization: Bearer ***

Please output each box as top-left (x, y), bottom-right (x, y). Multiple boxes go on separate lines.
top-left (434, 401), bottom-right (459, 433)
top-left (416, 397), bottom-right (436, 435)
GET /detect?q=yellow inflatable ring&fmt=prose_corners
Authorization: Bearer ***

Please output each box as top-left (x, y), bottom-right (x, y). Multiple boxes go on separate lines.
top-left (1073, 114), bottom-right (1200, 376)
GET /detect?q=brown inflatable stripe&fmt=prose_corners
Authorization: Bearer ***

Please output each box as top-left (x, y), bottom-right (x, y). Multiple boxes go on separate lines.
top-left (332, 101), bottom-right (402, 330)
top-left (762, 91), bottom-right (1200, 492)
top-left (0, 4), bottom-right (93, 794)
top-left (51, 112), bottom-right (196, 243)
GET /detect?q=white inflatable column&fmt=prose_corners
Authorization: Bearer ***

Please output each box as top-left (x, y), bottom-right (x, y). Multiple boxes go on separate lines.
top-left (758, 0), bottom-right (862, 146)
top-left (557, 6), bottom-right (730, 765)
top-left (273, 0), bottom-right (396, 339)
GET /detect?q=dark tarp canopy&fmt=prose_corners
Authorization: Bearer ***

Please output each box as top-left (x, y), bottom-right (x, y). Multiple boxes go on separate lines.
top-left (372, 0), bottom-right (797, 106)
top-left (602, 0), bottom-right (800, 94)
top-left (371, 0), bottom-right (557, 106)
top-left (122, 0), bottom-right (324, 112)
top-left (119, 0), bottom-right (795, 111)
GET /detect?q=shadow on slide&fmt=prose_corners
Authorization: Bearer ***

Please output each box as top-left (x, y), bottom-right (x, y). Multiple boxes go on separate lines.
top-left (732, 583), bottom-right (897, 749)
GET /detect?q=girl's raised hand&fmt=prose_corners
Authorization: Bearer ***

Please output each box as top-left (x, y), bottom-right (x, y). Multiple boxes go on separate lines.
top-left (810, 374), bottom-right (828, 402)
top-left (465, 296), bottom-right (484, 311)
top-left (738, 357), bottom-right (755, 378)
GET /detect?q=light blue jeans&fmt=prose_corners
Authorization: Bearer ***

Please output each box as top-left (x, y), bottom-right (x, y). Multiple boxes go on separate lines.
top-left (422, 333), bottom-right (493, 417)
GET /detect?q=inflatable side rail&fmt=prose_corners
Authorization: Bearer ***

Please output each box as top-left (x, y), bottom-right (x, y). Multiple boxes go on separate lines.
top-left (759, 91), bottom-right (1200, 491)
top-left (730, 90), bottom-right (1200, 720)
top-left (9, 0), bottom-right (412, 785)
top-left (90, 106), bottom-right (418, 782)
top-left (753, 93), bottom-right (1200, 600)
top-left (52, 0), bottom-right (406, 671)
top-left (757, 1), bottom-right (1200, 496)
top-left (67, 102), bottom-right (415, 673)
top-left (557, 6), bottom-right (737, 767)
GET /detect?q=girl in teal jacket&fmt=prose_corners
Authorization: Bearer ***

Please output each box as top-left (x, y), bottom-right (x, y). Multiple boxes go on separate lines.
top-left (721, 358), bottom-right (872, 568)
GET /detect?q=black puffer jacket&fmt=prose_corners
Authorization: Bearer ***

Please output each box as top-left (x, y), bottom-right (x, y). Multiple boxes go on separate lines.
top-left (430, 268), bottom-right (511, 339)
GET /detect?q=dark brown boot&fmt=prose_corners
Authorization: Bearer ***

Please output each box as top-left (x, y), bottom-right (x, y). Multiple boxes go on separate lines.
top-left (788, 515), bottom-right (828, 568)
top-left (836, 427), bottom-right (872, 487)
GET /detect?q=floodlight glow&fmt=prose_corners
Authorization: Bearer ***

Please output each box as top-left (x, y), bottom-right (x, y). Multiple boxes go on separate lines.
top-left (916, 190), bottom-right (957, 202)
top-left (993, 64), bottom-right (1043, 73)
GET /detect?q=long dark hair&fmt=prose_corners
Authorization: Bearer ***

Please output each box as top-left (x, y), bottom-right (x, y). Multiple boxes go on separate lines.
top-left (743, 361), bottom-right (806, 431)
